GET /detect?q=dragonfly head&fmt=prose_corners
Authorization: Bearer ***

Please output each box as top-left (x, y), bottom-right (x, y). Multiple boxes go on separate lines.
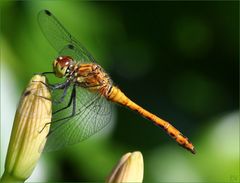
top-left (53, 56), bottom-right (74, 78)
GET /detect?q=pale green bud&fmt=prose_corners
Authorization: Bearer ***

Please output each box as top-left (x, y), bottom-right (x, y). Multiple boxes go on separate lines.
top-left (107, 151), bottom-right (144, 183)
top-left (1, 75), bottom-right (52, 182)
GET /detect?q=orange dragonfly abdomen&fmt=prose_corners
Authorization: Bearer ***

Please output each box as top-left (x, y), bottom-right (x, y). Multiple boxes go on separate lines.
top-left (107, 86), bottom-right (195, 154)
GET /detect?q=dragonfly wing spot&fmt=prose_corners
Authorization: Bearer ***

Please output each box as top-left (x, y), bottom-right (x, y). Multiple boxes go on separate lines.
top-left (44, 10), bottom-right (52, 16)
top-left (68, 44), bottom-right (75, 49)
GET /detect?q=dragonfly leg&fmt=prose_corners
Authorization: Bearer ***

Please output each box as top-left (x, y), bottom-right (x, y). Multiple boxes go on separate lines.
top-left (72, 84), bottom-right (76, 115)
top-left (32, 79), bottom-right (71, 104)
top-left (39, 122), bottom-right (51, 133)
top-left (52, 85), bottom-right (77, 122)
top-left (53, 84), bottom-right (75, 114)
top-left (49, 80), bottom-right (70, 90)
top-left (41, 71), bottom-right (55, 75)
top-left (39, 85), bottom-right (76, 134)
top-left (34, 71), bottom-right (55, 75)
top-left (33, 79), bottom-right (70, 90)
top-left (52, 81), bottom-right (71, 105)
top-left (33, 94), bottom-right (51, 101)
top-left (46, 85), bottom-right (77, 136)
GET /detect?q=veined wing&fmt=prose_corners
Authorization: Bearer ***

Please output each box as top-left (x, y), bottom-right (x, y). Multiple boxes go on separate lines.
top-left (44, 85), bottom-right (113, 151)
top-left (38, 9), bottom-right (96, 63)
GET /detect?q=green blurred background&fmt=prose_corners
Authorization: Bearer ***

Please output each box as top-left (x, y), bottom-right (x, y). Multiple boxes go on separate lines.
top-left (1, 1), bottom-right (239, 182)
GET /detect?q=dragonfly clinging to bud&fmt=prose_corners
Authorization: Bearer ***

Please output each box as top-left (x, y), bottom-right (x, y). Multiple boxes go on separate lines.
top-left (38, 9), bottom-right (195, 154)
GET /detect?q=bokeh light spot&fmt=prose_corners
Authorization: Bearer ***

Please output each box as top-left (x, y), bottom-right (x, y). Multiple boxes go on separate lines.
top-left (173, 17), bottom-right (212, 58)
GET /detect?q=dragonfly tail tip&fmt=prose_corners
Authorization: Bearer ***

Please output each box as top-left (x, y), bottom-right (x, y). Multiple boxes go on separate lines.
top-left (190, 147), bottom-right (196, 154)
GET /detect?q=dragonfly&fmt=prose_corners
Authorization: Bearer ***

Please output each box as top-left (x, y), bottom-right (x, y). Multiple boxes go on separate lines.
top-left (38, 9), bottom-right (195, 154)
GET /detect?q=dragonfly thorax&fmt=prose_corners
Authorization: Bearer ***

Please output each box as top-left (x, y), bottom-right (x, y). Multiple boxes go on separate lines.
top-left (53, 56), bottom-right (112, 95)
top-left (75, 63), bottom-right (112, 96)
top-left (53, 56), bottom-right (75, 78)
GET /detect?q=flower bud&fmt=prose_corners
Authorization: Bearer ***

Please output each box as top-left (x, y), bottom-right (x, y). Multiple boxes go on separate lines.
top-left (1, 75), bottom-right (52, 182)
top-left (107, 151), bottom-right (144, 183)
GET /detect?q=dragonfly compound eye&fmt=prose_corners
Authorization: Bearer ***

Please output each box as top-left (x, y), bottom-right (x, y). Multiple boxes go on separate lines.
top-left (53, 56), bottom-right (73, 78)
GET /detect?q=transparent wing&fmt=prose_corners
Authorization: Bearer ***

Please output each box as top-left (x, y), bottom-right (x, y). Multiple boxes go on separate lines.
top-left (38, 9), bottom-right (96, 63)
top-left (44, 85), bottom-right (113, 151)
top-left (38, 9), bottom-right (113, 151)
